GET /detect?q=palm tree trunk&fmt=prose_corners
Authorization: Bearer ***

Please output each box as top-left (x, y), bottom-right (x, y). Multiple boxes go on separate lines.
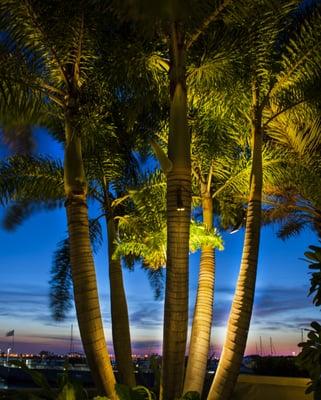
top-left (107, 217), bottom-right (136, 387)
top-left (161, 22), bottom-right (191, 400)
top-left (207, 95), bottom-right (262, 400)
top-left (64, 112), bottom-right (117, 398)
top-left (184, 193), bottom-right (215, 395)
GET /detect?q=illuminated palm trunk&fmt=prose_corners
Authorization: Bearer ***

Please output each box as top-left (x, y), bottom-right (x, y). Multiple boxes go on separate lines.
top-left (161, 22), bottom-right (191, 400)
top-left (184, 192), bottom-right (215, 395)
top-left (107, 217), bottom-right (136, 387)
top-left (208, 95), bottom-right (262, 400)
top-left (64, 112), bottom-right (117, 399)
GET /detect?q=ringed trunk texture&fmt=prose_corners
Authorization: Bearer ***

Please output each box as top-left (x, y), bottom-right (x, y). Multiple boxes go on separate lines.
top-left (184, 194), bottom-right (215, 395)
top-left (207, 112), bottom-right (262, 400)
top-left (64, 114), bottom-right (117, 398)
top-left (107, 218), bottom-right (136, 387)
top-left (161, 22), bottom-right (191, 400)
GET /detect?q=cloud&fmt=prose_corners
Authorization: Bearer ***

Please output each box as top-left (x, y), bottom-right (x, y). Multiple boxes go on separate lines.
top-left (0, 287), bottom-right (50, 320)
top-left (1, 279), bottom-right (318, 355)
top-left (0, 285), bottom-right (78, 337)
top-left (130, 303), bottom-right (163, 329)
top-left (196, 284), bottom-right (319, 332)
top-left (250, 285), bottom-right (318, 332)
top-left (253, 286), bottom-right (311, 316)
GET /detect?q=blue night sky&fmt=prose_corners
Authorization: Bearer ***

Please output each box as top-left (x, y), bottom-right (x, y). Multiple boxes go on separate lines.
top-left (0, 129), bottom-right (319, 357)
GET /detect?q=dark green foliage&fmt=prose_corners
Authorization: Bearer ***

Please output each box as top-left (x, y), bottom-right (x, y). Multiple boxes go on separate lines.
top-left (148, 355), bottom-right (161, 396)
top-left (180, 392), bottom-right (200, 400)
top-left (49, 218), bottom-right (102, 321)
top-left (142, 267), bottom-right (164, 301)
top-left (49, 239), bottom-right (72, 321)
top-left (116, 384), bottom-right (155, 400)
top-left (253, 356), bottom-right (307, 377)
top-left (304, 244), bottom-right (321, 307)
top-left (296, 244), bottom-right (321, 399)
top-left (10, 360), bottom-right (89, 400)
top-left (115, 383), bottom-right (200, 400)
top-left (297, 322), bottom-right (321, 398)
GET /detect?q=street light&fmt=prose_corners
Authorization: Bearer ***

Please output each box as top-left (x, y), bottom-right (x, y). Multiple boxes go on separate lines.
top-left (6, 348), bottom-right (11, 365)
top-left (176, 187), bottom-right (185, 211)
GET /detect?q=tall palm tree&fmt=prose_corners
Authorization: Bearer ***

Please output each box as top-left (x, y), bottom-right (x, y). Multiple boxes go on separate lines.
top-left (183, 114), bottom-right (242, 395)
top-left (208, 2), bottom-right (321, 399)
top-left (181, 20), bottom-right (246, 391)
top-left (0, 2), bottom-right (118, 394)
top-left (84, 131), bottom-right (139, 388)
top-left (110, 2), bottom-right (253, 397)
top-left (183, 95), bottom-right (286, 395)
top-left (0, 108), bottom-right (145, 387)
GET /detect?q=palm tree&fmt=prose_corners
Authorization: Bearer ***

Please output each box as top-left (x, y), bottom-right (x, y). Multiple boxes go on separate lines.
top-left (180, 19), bottom-right (248, 391)
top-left (0, 2), bottom-right (118, 394)
top-left (183, 110), bottom-right (242, 395)
top-left (0, 105), bottom-right (147, 388)
top-left (0, 150), bottom-right (138, 387)
top-left (208, 2), bottom-right (321, 399)
top-left (110, 2), bottom-right (252, 397)
top-left (134, 4), bottom-right (235, 397)
top-left (85, 131), bottom-right (139, 388)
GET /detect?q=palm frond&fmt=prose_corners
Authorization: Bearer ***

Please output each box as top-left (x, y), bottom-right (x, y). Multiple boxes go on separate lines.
top-left (277, 218), bottom-right (306, 239)
top-left (0, 0), bottom-right (67, 85)
top-left (89, 218), bottom-right (103, 254)
top-left (0, 155), bottom-right (64, 205)
top-left (2, 200), bottom-right (62, 231)
top-left (49, 238), bottom-right (73, 321)
top-left (49, 218), bottom-right (103, 321)
top-left (1, 0), bottom-right (98, 94)
top-left (189, 221), bottom-right (223, 253)
top-left (142, 266), bottom-right (164, 300)
top-left (272, 6), bottom-right (321, 96)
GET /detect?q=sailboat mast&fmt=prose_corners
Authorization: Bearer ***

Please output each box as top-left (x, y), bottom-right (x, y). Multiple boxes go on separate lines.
top-left (270, 337), bottom-right (273, 356)
top-left (69, 324), bottom-right (73, 354)
top-left (260, 336), bottom-right (263, 356)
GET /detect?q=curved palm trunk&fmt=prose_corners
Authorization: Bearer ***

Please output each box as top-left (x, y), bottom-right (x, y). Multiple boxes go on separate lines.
top-left (161, 22), bottom-right (191, 400)
top-left (184, 194), bottom-right (215, 395)
top-left (107, 217), bottom-right (136, 387)
top-left (64, 114), bottom-right (117, 398)
top-left (208, 98), bottom-right (262, 400)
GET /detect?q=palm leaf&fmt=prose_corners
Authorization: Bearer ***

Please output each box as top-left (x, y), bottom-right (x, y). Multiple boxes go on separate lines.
top-left (49, 218), bottom-right (103, 321)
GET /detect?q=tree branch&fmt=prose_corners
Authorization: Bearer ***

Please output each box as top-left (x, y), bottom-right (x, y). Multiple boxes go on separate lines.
top-left (73, 12), bottom-right (85, 86)
top-left (186, 0), bottom-right (233, 50)
top-left (24, 0), bottom-right (69, 85)
top-left (269, 43), bottom-right (319, 98)
top-left (263, 99), bottom-right (305, 128)
top-left (207, 164), bottom-right (213, 194)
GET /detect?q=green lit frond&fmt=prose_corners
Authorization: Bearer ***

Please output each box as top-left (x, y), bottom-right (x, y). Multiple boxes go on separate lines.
top-left (114, 225), bottom-right (167, 270)
top-left (272, 6), bottom-right (321, 95)
top-left (267, 110), bottom-right (321, 157)
top-left (147, 53), bottom-right (170, 74)
top-left (189, 221), bottom-right (223, 253)
top-left (0, 0), bottom-right (98, 93)
top-left (0, 0), bottom-right (67, 85)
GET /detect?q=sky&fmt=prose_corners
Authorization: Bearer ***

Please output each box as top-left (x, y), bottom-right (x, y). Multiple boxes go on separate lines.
top-left (0, 129), bottom-right (319, 357)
